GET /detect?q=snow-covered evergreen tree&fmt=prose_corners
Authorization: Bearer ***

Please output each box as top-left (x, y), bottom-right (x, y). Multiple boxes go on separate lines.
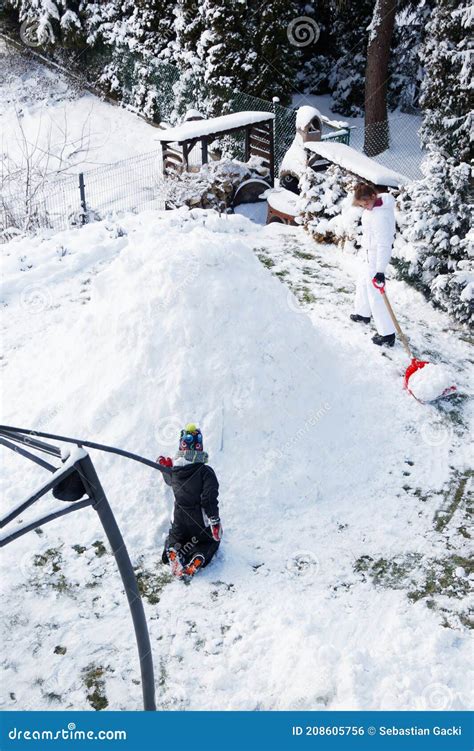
top-left (298, 166), bottom-right (362, 249)
top-left (419, 0), bottom-right (472, 162)
top-left (395, 0), bottom-right (473, 325)
top-left (327, 0), bottom-right (373, 116)
top-left (8, 0), bottom-right (84, 46)
top-left (198, 0), bottom-right (255, 115)
top-left (395, 151), bottom-right (472, 325)
top-left (251, 0), bottom-right (301, 104)
top-left (167, 0), bottom-right (208, 115)
top-left (387, 2), bottom-right (432, 113)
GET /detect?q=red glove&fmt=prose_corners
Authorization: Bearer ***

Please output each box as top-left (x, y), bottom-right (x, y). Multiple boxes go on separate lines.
top-left (157, 455), bottom-right (173, 467)
top-left (209, 517), bottom-right (223, 542)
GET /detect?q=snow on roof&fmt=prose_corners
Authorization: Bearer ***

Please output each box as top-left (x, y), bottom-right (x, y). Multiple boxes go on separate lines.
top-left (183, 109), bottom-right (205, 121)
top-left (320, 114), bottom-right (350, 130)
top-left (305, 141), bottom-right (409, 187)
top-left (156, 111), bottom-right (275, 143)
top-left (295, 105), bottom-right (323, 130)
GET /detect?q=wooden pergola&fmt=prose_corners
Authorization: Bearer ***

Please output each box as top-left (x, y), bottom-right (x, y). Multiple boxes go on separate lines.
top-left (155, 111), bottom-right (276, 182)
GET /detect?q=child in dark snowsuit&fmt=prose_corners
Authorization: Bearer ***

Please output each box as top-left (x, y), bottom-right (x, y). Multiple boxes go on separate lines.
top-left (158, 424), bottom-right (222, 580)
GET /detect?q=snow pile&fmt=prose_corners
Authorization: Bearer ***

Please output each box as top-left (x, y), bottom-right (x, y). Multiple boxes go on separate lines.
top-left (407, 363), bottom-right (456, 403)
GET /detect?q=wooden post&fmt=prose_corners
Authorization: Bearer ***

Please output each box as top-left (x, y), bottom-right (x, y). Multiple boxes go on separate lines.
top-left (201, 136), bottom-right (208, 165)
top-left (244, 126), bottom-right (251, 162)
top-left (182, 142), bottom-right (190, 171)
top-left (267, 121), bottom-right (275, 184)
top-left (161, 142), bottom-right (168, 176)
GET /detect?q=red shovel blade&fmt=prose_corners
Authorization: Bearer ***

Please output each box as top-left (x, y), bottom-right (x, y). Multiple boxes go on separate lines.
top-left (404, 358), bottom-right (457, 402)
top-left (403, 358), bottom-right (429, 391)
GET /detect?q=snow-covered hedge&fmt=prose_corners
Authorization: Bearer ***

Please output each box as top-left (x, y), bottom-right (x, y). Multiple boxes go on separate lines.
top-left (297, 165), bottom-right (362, 251)
top-left (164, 157), bottom-right (270, 212)
top-left (393, 150), bottom-right (473, 326)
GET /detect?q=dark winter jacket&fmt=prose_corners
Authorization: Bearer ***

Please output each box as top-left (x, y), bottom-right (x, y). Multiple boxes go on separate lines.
top-left (164, 462), bottom-right (219, 521)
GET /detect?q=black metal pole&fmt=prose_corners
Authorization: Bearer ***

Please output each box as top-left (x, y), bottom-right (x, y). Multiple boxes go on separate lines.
top-left (0, 426), bottom-right (169, 476)
top-left (78, 173), bottom-right (87, 225)
top-left (0, 436), bottom-right (57, 472)
top-left (76, 454), bottom-right (156, 711)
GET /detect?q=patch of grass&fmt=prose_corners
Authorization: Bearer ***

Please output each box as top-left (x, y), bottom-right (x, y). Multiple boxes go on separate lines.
top-left (293, 250), bottom-right (314, 261)
top-left (92, 540), bottom-right (107, 557)
top-left (82, 664), bottom-right (110, 711)
top-left (408, 555), bottom-right (473, 603)
top-left (33, 548), bottom-right (62, 572)
top-left (51, 574), bottom-right (75, 594)
top-left (72, 544), bottom-right (86, 554)
top-left (257, 253), bottom-right (275, 269)
top-left (434, 470), bottom-right (473, 532)
top-left (275, 269), bottom-right (289, 279)
top-left (44, 692), bottom-right (62, 704)
top-left (354, 553), bottom-right (422, 589)
top-left (134, 564), bottom-right (172, 605)
top-left (297, 286), bottom-right (317, 305)
top-left (354, 552), bottom-right (473, 629)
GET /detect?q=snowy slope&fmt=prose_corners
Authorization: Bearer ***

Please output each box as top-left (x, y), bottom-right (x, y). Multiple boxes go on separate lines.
top-left (0, 39), bottom-right (160, 189)
top-left (1, 209), bottom-right (472, 712)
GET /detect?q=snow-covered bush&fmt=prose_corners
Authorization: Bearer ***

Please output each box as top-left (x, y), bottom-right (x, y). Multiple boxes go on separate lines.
top-left (392, 0), bottom-right (473, 327)
top-left (298, 166), bottom-right (362, 250)
top-left (394, 150), bottom-right (473, 326)
top-left (163, 157), bottom-right (270, 212)
top-left (7, 0), bottom-right (85, 47)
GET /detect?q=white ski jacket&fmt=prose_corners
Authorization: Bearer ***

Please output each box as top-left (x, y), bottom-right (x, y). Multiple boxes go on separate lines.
top-left (361, 192), bottom-right (396, 274)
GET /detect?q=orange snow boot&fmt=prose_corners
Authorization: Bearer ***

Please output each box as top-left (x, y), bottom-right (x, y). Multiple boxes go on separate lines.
top-left (182, 554), bottom-right (204, 581)
top-left (167, 548), bottom-right (184, 578)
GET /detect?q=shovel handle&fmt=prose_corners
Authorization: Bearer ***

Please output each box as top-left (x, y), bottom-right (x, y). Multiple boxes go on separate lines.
top-left (380, 289), bottom-right (413, 359)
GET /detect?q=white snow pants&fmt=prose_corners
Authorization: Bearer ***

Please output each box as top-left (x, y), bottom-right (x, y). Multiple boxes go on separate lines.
top-left (354, 259), bottom-right (395, 336)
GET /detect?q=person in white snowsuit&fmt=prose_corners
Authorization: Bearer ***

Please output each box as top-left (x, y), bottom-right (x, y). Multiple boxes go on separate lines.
top-left (351, 183), bottom-right (397, 346)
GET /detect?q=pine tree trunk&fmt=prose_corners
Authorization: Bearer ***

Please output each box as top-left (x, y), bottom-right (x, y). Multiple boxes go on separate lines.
top-left (364, 0), bottom-right (397, 157)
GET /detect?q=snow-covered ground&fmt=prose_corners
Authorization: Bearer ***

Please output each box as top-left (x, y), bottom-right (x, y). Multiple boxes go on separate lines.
top-left (0, 39), bottom-right (161, 189)
top-left (1, 207), bottom-right (472, 712)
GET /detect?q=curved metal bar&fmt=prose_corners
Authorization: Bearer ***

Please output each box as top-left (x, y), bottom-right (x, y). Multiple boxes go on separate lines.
top-left (76, 453), bottom-right (157, 711)
top-left (0, 436), bottom-right (57, 472)
top-left (0, 426), bottom-right (170, 475)
top-left (0, 498), bottom-right (92, 547)
top-left (0, 428), bottom-right (62, 457)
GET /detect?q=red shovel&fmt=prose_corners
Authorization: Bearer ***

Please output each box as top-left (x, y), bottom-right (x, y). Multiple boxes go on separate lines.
top-left (378, 287), bottom-right (457, 402)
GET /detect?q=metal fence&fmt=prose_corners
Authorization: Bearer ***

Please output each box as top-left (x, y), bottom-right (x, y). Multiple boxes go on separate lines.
top-left (1, 150), bottom-right (165, 238)
top-left (349, 113), bottom-right (424, 180)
